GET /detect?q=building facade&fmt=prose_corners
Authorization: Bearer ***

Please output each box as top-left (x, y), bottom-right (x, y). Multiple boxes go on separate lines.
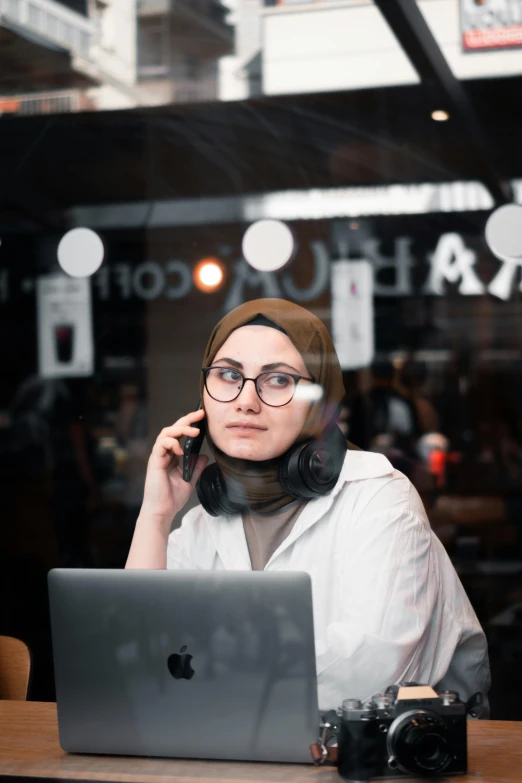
top-left (0, 0), bottom-right (234, 114)
top-left (221, 0), bottom-right (522, 100)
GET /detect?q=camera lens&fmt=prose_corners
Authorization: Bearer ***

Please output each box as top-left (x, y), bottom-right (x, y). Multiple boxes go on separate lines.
top-left (387, 711), bottom-right (451, 775)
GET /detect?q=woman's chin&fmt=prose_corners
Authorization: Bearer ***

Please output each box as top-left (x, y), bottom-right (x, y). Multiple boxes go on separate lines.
top-left (211, 430), bottom-right (293, 461)
top-left (218, 437), bottom-right (274, 462)
top-left (225, 443), bottom-right (268, 461)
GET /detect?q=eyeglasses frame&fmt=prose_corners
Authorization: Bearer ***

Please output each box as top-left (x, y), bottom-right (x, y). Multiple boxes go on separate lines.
top-left (201, 366), bottom-right (316, 408)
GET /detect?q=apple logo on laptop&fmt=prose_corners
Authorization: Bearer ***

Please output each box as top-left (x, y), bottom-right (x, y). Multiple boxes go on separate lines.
top-left (167, 646), bottom-right (195, 680)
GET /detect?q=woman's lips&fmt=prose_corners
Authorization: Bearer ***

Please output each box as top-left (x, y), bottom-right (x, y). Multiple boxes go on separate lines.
top-left (226, 424), bottom-right (267, 434)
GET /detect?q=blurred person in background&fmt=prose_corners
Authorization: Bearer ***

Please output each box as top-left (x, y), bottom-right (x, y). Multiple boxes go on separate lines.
top-left (348, 360), bottom-right (422, 475)
top-left (398, 358), bottom-right (440, 435)
top-left (7, 377), bottom-right (98, 567)
top-left (115, 382), bottom-right (149, 548)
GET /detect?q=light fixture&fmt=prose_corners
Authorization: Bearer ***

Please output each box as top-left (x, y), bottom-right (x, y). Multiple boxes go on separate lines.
top-left (242, 219), bottom-right (294, 272)
top-left (485, 204), bottom-right (522, 258)
top-left (193, 258), bottom-right (225, 292)
top-left (57, 228), bottom-right (104, 278)
top-left (431, 110), bottom-right (450, 122)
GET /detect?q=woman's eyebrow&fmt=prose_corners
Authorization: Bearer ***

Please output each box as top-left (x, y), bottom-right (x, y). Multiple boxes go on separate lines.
top-left (213, 357), bottom-right (243, 369)
top-left (213, 357), bottom-right (302, 374)
top-left (261, 362), bottom-right (301, 374)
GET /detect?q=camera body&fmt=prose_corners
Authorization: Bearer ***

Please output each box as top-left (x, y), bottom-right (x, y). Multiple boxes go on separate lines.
top-left (337, 685), bottom-right (467, 782)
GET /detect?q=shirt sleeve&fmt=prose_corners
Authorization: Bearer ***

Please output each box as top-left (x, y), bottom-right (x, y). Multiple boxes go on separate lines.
top-left (317, 476), bottom-right (457, 708)
top-left (166, 507), bottom-right (199, 570)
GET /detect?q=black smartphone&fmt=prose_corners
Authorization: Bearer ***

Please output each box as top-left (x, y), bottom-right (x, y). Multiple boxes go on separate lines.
top-left (182, 403), bottom-right (206, 482)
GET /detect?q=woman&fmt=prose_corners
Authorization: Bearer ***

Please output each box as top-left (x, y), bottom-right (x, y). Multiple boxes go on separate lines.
top-left (126, 299), bottom-right (491, 715)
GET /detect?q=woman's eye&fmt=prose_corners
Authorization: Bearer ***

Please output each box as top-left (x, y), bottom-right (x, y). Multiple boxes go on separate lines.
top-left (220, 369), bottom-right (242, 382)
top-left (267, 373), bottom-right (291, 388)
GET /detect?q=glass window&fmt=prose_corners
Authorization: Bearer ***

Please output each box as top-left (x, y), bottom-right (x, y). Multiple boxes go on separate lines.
top-left (2, 0), bottom-right (522, 724)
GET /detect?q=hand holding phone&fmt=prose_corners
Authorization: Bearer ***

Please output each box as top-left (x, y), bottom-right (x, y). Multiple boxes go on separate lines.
top-left (140, 407), bottom-right (207, 527)
top-left (183, 402), bottom-right (206, 482)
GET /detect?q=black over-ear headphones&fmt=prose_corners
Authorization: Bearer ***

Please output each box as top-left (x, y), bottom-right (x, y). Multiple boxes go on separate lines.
top-left (196, 424), bottom-right (348, 517)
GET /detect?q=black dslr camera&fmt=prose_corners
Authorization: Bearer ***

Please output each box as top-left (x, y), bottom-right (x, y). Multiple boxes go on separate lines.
top-left (337, 684), bottom-right (467, 782)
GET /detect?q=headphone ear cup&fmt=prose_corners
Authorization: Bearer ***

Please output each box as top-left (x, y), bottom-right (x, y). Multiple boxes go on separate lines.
top-left (196, 463), bottom-right (244, 517)
top-left (279, 425), bottom-right (347, 500)
top-left (196, 463), bottom-right (225, 517)
top-left (279, 439), bottom-right (316, 499)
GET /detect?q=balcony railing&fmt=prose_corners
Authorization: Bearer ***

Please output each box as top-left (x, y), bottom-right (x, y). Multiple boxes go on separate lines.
top-left (138, 0), bottom-right (230, 33)
top-left (0, 89), bottom-right (90, 115)
top-left (171, 77), bottom-right (217, 103)
top-left (0, 0), bottom-right (92, 57)
top-left (137, 0), bottom-right (170, 16)
top-left (179, 0), bottom-right (229, 24)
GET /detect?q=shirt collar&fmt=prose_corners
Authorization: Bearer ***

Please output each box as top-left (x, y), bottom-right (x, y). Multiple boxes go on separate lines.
top-left (202, 449), bottom-right (396, 569)
top-left (335, 448), bottom-right (395, 488)
top-left (286, 448), bottom-right (395, 529)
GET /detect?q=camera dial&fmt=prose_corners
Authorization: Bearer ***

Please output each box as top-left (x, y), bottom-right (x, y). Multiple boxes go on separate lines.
top-left (374, 694), bottom-right (392, 711)
top-left (440, 690), bottom-right (459, 706)
top-left (341, 699), bottom-right (377, 721)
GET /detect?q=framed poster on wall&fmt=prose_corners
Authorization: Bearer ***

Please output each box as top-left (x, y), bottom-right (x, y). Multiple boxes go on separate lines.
top-left (331, 259), bottom-right (374, 370)
top-left (37, 275), bottom-right (94, 379)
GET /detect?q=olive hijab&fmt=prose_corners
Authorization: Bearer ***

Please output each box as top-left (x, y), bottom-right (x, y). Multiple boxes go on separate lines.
top-left (200, 299), bottom-right (345, 514)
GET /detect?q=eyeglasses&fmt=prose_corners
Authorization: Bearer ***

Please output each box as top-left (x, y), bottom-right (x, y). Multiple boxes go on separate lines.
top-left (202, 366), bottom-right (315, 407)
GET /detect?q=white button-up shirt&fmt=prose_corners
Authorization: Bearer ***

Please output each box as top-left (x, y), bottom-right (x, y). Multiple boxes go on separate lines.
top-left (167, 450), bottom-right (491, 715)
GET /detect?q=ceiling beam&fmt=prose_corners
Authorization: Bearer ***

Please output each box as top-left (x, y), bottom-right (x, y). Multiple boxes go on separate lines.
top-left (374, 0), bottom-right (511, 205)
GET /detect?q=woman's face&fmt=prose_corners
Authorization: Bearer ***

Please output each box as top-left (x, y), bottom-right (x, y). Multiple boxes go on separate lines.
top-left (204, 325), bottom-right (312, 461)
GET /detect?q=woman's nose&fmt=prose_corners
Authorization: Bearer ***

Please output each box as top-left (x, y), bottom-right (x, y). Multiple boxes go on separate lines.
top-left (235, 378), bottom-right (261, 409)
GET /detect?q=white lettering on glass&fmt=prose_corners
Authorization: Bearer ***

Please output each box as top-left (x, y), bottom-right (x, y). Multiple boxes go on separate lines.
top-left (282, 240), bottom-right (330, 302)
top-left (132, 262), bottom-right (165, 300)
top-left (224, 260), bottom-right (281, 312)
top-left (424, 233), bottom-right (485, 295)
top-left (363, 237), bottom-right (414, 296)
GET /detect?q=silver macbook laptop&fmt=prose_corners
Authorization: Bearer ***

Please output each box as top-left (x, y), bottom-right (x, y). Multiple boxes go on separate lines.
top-left (48, 568), bottom-right (319, 763)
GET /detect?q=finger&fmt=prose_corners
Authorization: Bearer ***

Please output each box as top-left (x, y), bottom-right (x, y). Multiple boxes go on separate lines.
top-left (190, 455), bottom-right (209, 488)
top-left (157, 424), bottom-right (201, 442)
top-left (172, 409), bottom-right (206, 427)
top-left (152, 436), bottom-right (183, 458)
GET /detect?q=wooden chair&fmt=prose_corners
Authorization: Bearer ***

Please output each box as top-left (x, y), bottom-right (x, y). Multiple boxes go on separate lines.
top-left (0, 635), bottom-right (31, 700)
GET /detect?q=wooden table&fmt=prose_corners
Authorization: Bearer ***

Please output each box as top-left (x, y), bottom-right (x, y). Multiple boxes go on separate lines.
top-left (0, 702), bottom-right (521, 783)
